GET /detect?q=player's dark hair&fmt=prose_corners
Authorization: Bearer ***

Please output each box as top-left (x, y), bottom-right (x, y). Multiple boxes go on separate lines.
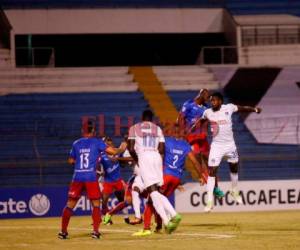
top-left (142, 109), bottom-right (154, 121)
top-left (87, 120), bottom-right (95, 133)
top-left (211, 92), bottom-right (224, 103)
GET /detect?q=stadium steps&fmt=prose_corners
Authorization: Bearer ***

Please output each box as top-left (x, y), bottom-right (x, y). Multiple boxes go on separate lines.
top-left (0, 67), bottom-right (138, 95)
top-left (153, 66), bottom-right (220, 91)
top-left (129, 66), bottom-right (178, 123)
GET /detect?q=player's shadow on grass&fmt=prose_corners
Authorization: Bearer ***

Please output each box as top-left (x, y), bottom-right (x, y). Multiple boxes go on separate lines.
top-left (70, 233), bottom-right (93, 239)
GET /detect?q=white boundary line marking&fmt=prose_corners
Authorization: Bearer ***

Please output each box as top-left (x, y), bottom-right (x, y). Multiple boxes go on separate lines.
top-left (0, 225), bottom-right (235, 239)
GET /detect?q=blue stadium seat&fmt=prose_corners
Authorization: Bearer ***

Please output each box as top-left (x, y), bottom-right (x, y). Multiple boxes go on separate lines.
top-left (0, 91), bottom-right (148, 187)
top-left (0, 89), bottom-right (299, 187)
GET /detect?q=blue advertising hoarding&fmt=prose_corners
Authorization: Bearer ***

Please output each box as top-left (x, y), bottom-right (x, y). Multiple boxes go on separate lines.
top-left (0, 186), bottom-right (175, 219)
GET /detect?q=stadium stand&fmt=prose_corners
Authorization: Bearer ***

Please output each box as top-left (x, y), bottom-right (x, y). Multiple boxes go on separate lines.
top-left (0, 65), bottom-right (299, 187)
top-left (0, 90), bottom-right (148, 187)
top-left (153, 66), bottom-right (219, 91)
top-left (0, 67), bottom-right (137, 95)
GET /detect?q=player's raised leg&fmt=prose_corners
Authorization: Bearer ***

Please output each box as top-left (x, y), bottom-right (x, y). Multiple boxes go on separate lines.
top-left (130, 186), bottom-right (144, 224)
top-left (205, 166), bottom-right (218, 212)
top-left (229, 162), bottom-right (243, 204)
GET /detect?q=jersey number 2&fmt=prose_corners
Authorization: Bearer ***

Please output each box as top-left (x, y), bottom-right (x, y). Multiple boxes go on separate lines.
top-left (172, 155), bottom-right (179, 167)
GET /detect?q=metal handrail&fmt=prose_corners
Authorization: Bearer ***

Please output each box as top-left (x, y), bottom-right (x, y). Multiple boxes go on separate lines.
top-left (198, 46), bottom-right (238, 65)
top-left (15, 47), bottom-right (55, 67)
top-left (241, 24), bottom-right (300, 46)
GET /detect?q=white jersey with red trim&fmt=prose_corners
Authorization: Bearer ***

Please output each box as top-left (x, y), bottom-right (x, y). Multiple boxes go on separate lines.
top-left (203, 104), bottom-right (238, 144)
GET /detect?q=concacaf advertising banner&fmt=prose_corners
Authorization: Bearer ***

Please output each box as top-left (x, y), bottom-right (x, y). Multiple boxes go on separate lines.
top-left (175, 180), bottom-right (300, 212)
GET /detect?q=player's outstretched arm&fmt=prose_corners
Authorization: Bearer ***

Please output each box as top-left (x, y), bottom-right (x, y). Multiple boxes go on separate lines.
top-left (187, 152), bottom-right (206, 185)
top-left (176, 112), bottom-right (186, 128)
top-left (237, 105), bottom-right (262, 113)
top-left (106, 141), bottom-right (127, 156)
top-left (117, 156), bottom-right (134, 162)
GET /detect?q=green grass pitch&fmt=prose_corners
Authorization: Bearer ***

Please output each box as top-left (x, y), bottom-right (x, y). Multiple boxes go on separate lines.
top-left (1, 211), bottom-right (300, 250)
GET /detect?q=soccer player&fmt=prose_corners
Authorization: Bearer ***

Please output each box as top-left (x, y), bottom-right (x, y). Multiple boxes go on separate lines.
top-left (128, 110), bottom-right (181, 234)
top-left (177, 88), bottom-right (224, 198)
top-left (117, 134), bottom-right (146, 224)
top-left (101, 133), bottom-right (146, 225)
top-left (203, 92), bottom-right (262, 212)
top-left (100, 136), bottom-right (130, 225)
top-left (58, 121), bottom-right (126, 239)
top-left (133, 124), bottom-right (203, 236)
top-left (120, 149), bottom-right (146, 225)
top-left (102, 146), bottom-right (146, 225)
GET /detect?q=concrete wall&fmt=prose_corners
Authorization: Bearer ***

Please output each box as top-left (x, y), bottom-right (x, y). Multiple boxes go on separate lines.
top-left (4, 8), bottom-right (224, 34)
top-left (223, 9), bottom-right (237, 45)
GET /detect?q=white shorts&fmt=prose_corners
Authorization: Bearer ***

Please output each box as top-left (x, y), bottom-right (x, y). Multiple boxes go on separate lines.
top-left (132, 175), bottom-right (145, 193)
top-left (138, 151), bottom-right (163, 188)
top-left (208, 142), bottom-right (239, 167)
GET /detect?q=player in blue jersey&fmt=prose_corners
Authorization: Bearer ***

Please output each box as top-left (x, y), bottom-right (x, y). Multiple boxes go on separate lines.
top-left (133, 124), bottom-right (203, 236)
top-left (99, 136), bottom-right (130, 225)
top-left (58, 121), bottom-right (126, 240)
top-left (177, 88), bottom-right (224, 198)
top-left (102, 135), bottom-right (147, 226)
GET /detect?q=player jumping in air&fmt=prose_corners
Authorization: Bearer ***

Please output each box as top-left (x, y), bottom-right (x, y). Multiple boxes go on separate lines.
top-left (128, 110), bottom-right (182, 234)
top-left (177, 88), bottom-right (224, 198)
top-left (58, 121), bottom-right (126, 239)
top-left (203, 92), bottom-right (262, 212)
top-left (133, 124), bottom-right (203, 236)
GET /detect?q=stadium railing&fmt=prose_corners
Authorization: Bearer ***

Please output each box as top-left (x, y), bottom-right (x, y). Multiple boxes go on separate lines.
top-left (199, 46), bottom-right (238, 65)
top-left (15, 47), bottom-right (55, 67)
top-left (241, 24), bottom-right (300, 46)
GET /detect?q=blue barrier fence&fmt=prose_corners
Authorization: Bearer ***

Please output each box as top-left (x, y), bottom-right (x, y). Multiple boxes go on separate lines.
top-left (0, 186), bottom-right (174, 219)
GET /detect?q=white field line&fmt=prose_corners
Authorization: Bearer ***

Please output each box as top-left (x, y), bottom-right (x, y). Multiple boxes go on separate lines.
top-left (0, 225), bottom-right (236, 239)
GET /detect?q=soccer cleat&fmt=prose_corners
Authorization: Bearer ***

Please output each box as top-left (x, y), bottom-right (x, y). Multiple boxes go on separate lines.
top-left (91, 231), bottom-right (101, 239)
top-left (103, 213), bottom-right (112, 225)
top-left (58, 231), bottom-right (68, 239)
top-left (129, 217), bottom-right (143, 225)
top-left (124, 217), bottom-right (130, 224)
top-left (132, 229), bottom-right (152, 237)
top-left (230, 189), bottom-right (243, 204)
top-left (213, 187), bottom-right (225, 199)
top-left (165, 221), bottom-right (177, 234)
top-left (171, 214), bottom-right (182, 228)
top-left (204, 201), bottom-right (213, 212)
top-left (154, 226), bottom-right (163, 234)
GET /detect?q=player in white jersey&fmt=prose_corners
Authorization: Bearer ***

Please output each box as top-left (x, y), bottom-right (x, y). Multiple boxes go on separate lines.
top-left (202, 92), bottom-right (262, 212)
top-left (128, 110), bottom-right (181, 234)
